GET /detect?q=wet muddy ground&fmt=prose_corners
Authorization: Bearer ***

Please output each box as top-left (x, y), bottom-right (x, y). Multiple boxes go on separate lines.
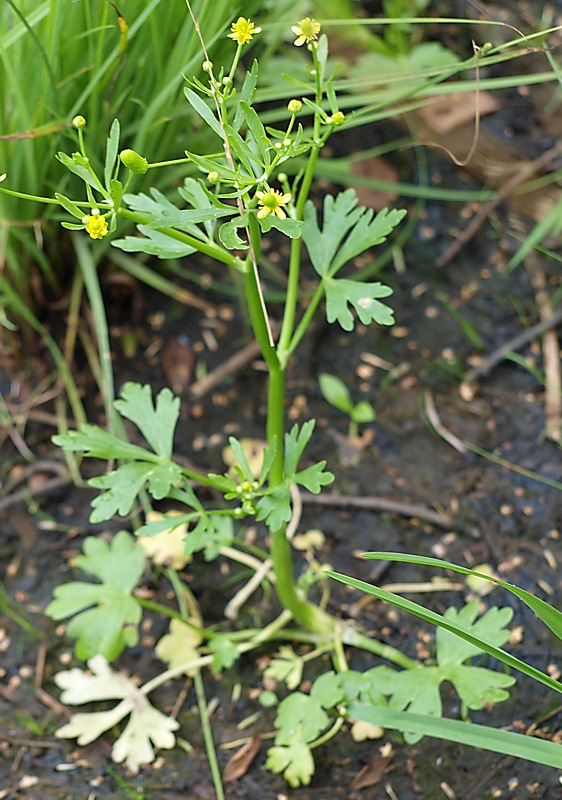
top-left (2, 209), bottom-right (562, 799)
top-left (2, 20), bottom-right (562, 800)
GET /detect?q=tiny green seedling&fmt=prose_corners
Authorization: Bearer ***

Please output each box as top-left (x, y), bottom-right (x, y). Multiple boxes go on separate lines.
top-left (318, 372), bottom-right (376, 437)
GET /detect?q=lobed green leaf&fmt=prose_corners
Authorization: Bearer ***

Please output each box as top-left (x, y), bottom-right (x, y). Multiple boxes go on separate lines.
top-left (323, 277), bottom-right (394, 331)
top-left (114, 383), bottom-right (180, 458)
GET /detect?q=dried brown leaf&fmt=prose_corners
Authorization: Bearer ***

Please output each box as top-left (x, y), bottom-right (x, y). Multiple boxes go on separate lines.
top-left (350, 755), bottom-right (391, 790)
top-left (223, 736), bottom-right (262, 783)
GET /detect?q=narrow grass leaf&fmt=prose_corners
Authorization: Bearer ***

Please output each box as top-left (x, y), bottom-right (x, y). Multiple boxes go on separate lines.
top-left (361, 552), bottom-right (562, 642)
top-left (350, 704), bottom-right (562, 769)
top-left (326, 570), bottom-right (562, 695)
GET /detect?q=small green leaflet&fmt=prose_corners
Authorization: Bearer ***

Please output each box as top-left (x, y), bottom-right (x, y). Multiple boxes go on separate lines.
top-left (219, 214), bottom-right (249, 250)
top-left (255, 422), bottom-right (333, 531)
top-left (274, 672), bottom-right (343, 744)
top-left (302, 189), bottom-right (406, 278)
top-left (264, 645), bottom-right (304, 690)
top-left (324, 276), bottom-right (394, 331)
top-left (233, 59), bottom-right (259, 131)
top-left (183, 515), bottom-right (234, 561)
top-left (239, 101), bottom-right (272, 169)
top-left (53, 424), bottom-right (157, 462)
top-left (338, 602), bottom-right (515, 744)
top-left (112, 225), bottom-right (197, 259)
top-left (104, 119), bottom-right (120, 190)
top-left (45, 531), bottom-right (145, 661)
top-left (258, 214), bottom-right (302, 239)
top-left (121, 189), bottom-right (214, 242)
top-left (267, 672), bottom-right (343, 787)
top-left (114, 383), bottom-right (179, 458)
top-left (208, 635), bottom-right (239, 673)
top-left (89, 461), bottom-right (182, 523)
top-left (54, 383), bottom-right (183, 523)
top-left (55, 193), bottom-right (85, 221)
top-left (256, 490), bottom-right (292, 530)
top-left (266, 740), bottom-right (314, 788)
top-left (56, 152), bottom-right (100, 193)
top-left (184, 88), bottom-right (224, 140)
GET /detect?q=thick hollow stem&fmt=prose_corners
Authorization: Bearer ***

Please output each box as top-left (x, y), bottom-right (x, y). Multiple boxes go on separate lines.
top-left (267, 365), bottom-right (334, 634)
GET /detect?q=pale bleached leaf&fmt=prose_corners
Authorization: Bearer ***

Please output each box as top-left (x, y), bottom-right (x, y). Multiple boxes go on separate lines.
top-left (54, 655), bottom-right (180, 773)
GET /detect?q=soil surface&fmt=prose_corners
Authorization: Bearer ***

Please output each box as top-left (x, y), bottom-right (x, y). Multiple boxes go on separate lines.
top-left (2, 8), bottom-right (562, 800)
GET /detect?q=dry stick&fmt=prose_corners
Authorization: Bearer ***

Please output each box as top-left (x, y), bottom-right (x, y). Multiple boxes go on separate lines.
top-left (300, 491), bottom-right (476, 535)
top-left (436, 141), bottom-right (562, 268)
top-left (189, 323), bottom-right (280, 400)
top-left (0, 476), bottom-right (73, 514)
top-left (0, 459), bottom-right (72, 513)
top-left (460, 305), bottom-right (562, 398)
top-left (189, 338), bottom-right (264, 400)
top-left (424, 388), bottom-right (467, 453)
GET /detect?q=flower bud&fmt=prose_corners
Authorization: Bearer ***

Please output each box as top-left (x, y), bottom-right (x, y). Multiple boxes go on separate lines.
top-left (331, 111), bottom-right (345, 127)
top-left (202, 60), bottom-right (213, 72)
top-left (119, 148), bottom-right (149, 174)
top-left (207, 171), bottom-right (220, 184)
top-left (287, 99), bottom-right (303, 114)
top-left (72, 115), bottom-right (86, 129)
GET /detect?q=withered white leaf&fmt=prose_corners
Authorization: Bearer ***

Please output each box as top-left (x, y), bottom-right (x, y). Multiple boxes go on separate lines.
top-left (54, 654), bottom-right (179, 773)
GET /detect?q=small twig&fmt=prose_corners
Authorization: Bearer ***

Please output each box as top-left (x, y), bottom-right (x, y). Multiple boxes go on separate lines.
top-left (0, 460), bottom-right (73, 513)
top-left (437, 141), bottom-right (562, 268)
top-left (35, 643), bottom-right (68, 717)
top-left (460, 305), bottom-right (562, 399)
top-left (301, 489), bottom-right (474, 534)
top-left (189, 324), bottom-right (279, 399)
top-left (423, 389), bottom-right (467, 454)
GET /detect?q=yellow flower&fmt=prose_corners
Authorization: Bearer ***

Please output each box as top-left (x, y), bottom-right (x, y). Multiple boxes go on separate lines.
top-left (327, 111), bottom-right (345, 126)
top-left (228, 17), bottom-right (262, 45)
top-left (291, 17), bottom-right (321, 46)
top-left (256, 189), bottom-right (291, 220)
top-left (84, 209), bottom-right (108, 239)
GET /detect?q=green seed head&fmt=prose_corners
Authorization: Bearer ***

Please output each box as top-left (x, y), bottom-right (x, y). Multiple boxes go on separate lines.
top-left (119, 149), bottom-right (149, 175)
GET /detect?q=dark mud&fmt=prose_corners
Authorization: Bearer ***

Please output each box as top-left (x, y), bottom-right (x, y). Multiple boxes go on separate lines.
top-left (2, 226), bottom-right (562, 799)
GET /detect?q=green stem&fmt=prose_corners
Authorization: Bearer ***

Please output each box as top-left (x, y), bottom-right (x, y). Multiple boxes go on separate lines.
top-left (285, 282), bottom-right (325, 362)
top-left (277, 43), bottom-right (325, 368)
top-left (310, 716), bottom-right (345, 749)
top-left (266, 370), bottom-right (334, 634)
top-left (118, 207), bottom-right (242, 268)
top-left (0, 186), bottom-right (77, 206)
top-left (277, 145), bottom-right (321, 368)
top-left (243, 262), bottom-right (279, 371)
top-left (193, 671), bottom-right (225, 800)
top-left (73, 236), bottom-right (118, 436)
top-left (342, 626), bottom-right (420, 670)
top-left (166, 568), bottom-right (225, 800)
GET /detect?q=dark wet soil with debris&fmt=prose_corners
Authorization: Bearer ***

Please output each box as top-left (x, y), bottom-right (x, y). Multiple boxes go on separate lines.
top-left (2, 21), bottom-right (562, 800)
top-left (2, 211), bottom-right (562, 799)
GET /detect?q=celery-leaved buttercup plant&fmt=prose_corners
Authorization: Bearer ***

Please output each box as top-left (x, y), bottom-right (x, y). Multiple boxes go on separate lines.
top-left (6, 12), bottom-right (562, 790)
